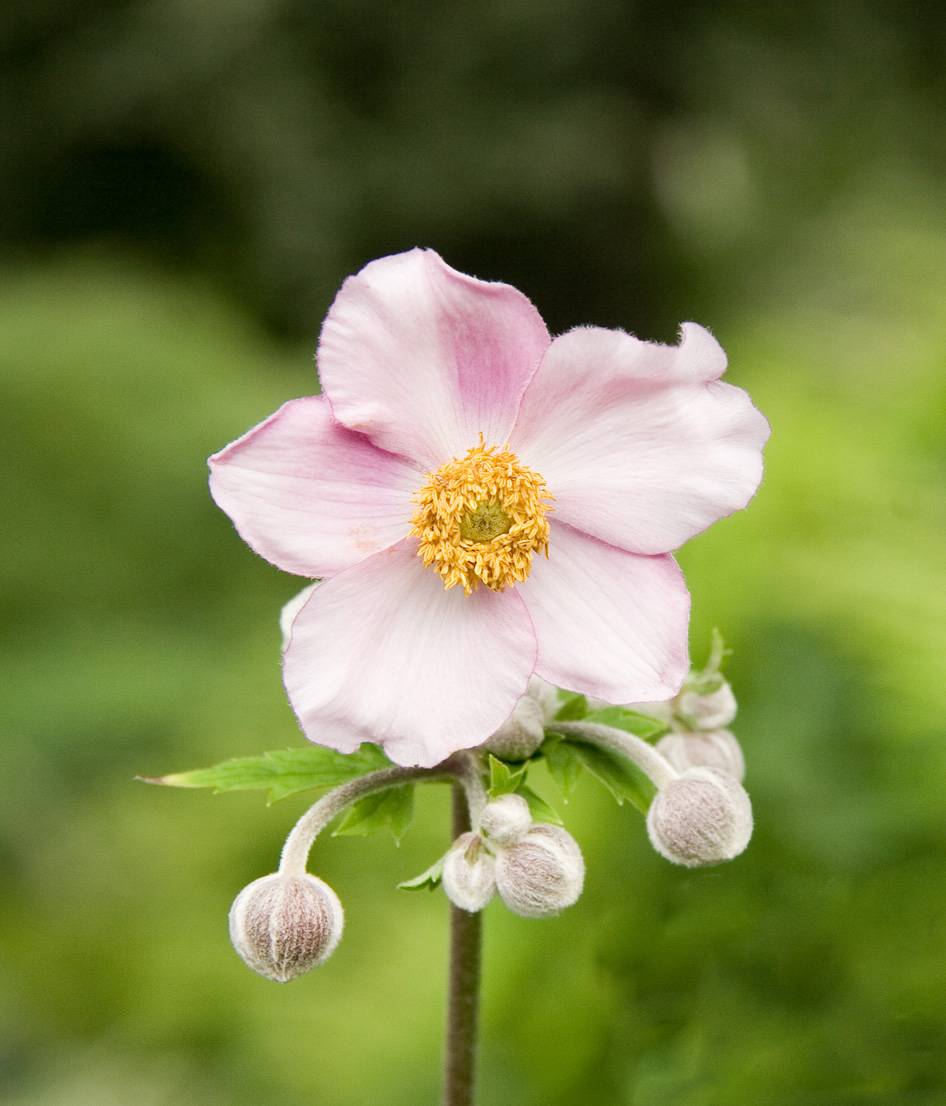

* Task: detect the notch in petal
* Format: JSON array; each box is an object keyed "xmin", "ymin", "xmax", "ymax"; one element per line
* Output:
[{"xmin": 318, "ymin": 249, "xmax": 550, "ymax": 469}]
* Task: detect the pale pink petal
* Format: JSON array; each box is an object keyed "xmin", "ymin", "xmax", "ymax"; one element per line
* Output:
[
  {"xmin": 209, "ymin": 397, "xmax": 419, "ymax": 577},
  {"xmin": 283, "ymin": 540, "xmax": 538, "ymax": 767},
  {"xmin": 510, "ymin": 324, "xmax": 770, "ymax": 555},
  {"xmin": 317, "ymin": 249, "xmax": 550, "ymax": 469},
  {"xmin": 521, "ymin": 521, "xmax": 690, "ymax": 703}
]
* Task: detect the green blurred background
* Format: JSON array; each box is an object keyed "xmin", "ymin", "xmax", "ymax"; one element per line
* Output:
[{"xmin": 2, "ymin": 3, "xmax": 945, "ymax": 1104}]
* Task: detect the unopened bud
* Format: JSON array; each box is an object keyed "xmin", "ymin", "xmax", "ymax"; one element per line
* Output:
[
  {"xmin": 676, "ymin": 680, "xmax": 737, "ymax": 730},
  {"xmin": 647, "ymin": 767, "xmax": 752, "ymax": 868},
  {"xmin": 526, "ymin": 676, "xmax": 560, "ymax": 722},
  {"xmin": 478, "ymin": 793, "xmax": 531, "ymax": 846},
  {"xmin": 495, "ymin": 824, "xmax": 585, "ymax": 918},
  {"xmin": 229, "ymin": 872, "xmax": 344, "ymax": 982},
  {"xmin": 484, "ymin": 695, "xmax": 544, "ymax": 761},
  {"xmin": 656, "ymin": 729, "xmax": 745, "ymax": 781},
  {"xmin": 442, "ymin": 833, "xmax": 496, "ymax": 913}
]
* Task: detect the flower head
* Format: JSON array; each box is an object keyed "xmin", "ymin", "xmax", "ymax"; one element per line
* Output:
[
  {"xmin": 210, "ymin": 249, "xmax": 769, "ymax": 767},
  {"xmin": 229, "ymin": 872, "xmax": 344, "ymax": 982}
]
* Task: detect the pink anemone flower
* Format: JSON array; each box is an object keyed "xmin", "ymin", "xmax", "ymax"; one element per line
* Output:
[{"xmin": 209, "ymin": 249, "xmax": 769, "ymax": 768}]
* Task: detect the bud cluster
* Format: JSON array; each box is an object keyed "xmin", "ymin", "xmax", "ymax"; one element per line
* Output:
[
  {"xmin": 441, "ymin": 793, "xmax": 585, "ymax": 918},
  {"xmin": 645, "ymin": 662, "xmax": 746, "ymax": 784}
]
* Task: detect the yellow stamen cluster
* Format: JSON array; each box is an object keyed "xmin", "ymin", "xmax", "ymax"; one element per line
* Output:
[{"xmin": 410, "ymin": 439, "xmax": 552, "ymax": 594}]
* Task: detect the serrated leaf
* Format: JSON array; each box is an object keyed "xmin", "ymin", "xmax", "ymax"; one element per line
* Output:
[
  {"xmin": 333, "ymin": 785, "xmax": 415, "ymax": 843},
  {"xmin": 583, "ymin": 706, "xmax": 670, "ymax": 742},
  {"xmin": 542, "ymin": 734, "xmax": 584, "ymax": 801},
  {"xmin": 568, "ymin": 741, "xmax": 656, "ymax": 814},
  {"xmin": 554, "ymin": 692, "xmax": 589, "ymax": 721},
  {"xmin": 488, "ymin": 754, "xmax": 527, "ymax": 797},
  {"xmin": 519, "ymin": 785, "xmax": 564, "ymax": 826},
  {"xmin": 398, "ymin": 854, "xmax": 445, "ymax": 892},
  {"xmin": 139, "ymin": 743, "xmax": 392, "ymax": 803}
]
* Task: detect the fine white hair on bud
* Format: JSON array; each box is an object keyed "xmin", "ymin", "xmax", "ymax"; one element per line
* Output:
[
  {"xmin": 656, "ymin": 729, "xmax": 746, "ymax": 781},
  {"xmin": 647, "ymin": 767, "xmax": 753, "ymax": 868},
  {"xmin": 229, "ymin": 872, "xmax": 344, "ymax": 982},
  {"xmin": 495, "ymin": 824, "xmax": 585, "ymax": 918},
  {"xmin": 483, "ymin": 694, "xmax": 545, "ymax": 761},
  {"xmin": 441, "ymin": 833, "xmax": 497, "ymax": 913},
  {"xmin": 478, "ymin": 793, "xmax": 532, "ymax": 846},
  {"xmin": 676, "ymin": 680, "xmax": 737, "ymax": 730},
  {"xmin": 526, "ymin": 676, "xmax": 560, "ymax": 722}
]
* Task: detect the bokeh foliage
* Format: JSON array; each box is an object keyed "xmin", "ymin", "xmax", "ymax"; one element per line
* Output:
[{"xmin": 1, "ymin": 2, "xmax": 945, "ymax": 1103}]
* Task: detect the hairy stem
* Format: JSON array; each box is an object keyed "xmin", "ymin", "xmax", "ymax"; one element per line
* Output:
[
  {"xmin": 552, "ymin": 720, "xmax": 679, "ymax": 790},
  {"xmin": 443, "ymin": 782, "xmax": 483, "ymax": 1106},
  {"xmin": 279, "ymin": 753, "xmax": 485, "ymax": 877}
]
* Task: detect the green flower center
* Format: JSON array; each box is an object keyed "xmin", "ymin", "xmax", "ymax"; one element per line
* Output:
[{"xmin": 458, "ymin": 498, "xmax": 513, "ymax": 543}]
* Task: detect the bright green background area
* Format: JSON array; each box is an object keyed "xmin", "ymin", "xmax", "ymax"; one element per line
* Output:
[{"xmin": 2, "ymin": 4, "xmax": 945, "ymax": 1104}]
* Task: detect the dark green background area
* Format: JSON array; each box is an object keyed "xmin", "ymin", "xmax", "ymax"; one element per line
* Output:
[{"xmin": 1, "ymin": 3, "xmax": 944, "ymax": 1104}]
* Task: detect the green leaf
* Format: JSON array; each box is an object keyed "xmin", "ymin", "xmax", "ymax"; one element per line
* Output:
[
  {"xmin": 139, "ymin": 743, "xmax": 392, "ymax": 804},
  {"xmin": 333, "ymin": 785, "xmax": 415, "ymax": 844},
  {"xmin": 553, "ymin": 692, "xmax": 589, "ymax": 721},
  {"xmin": 568, "ymin": 741, "xmax": 656, "ymax": 814},
  {"xmin": 583, "ymin": 706, "xmax": 670, "ymax": 742},
  {"xmin": 488, "ymin": 754, "xmax": 527, "ymax": 797},
  {"xmin": 397, "ymin": 854, "xmax": 445, "ymax": 892},
  {"xmin": 519, "ymin": 785, "xmax": 564, "ymax": 826},
  {"xmin": 542, "ymin": 734, "xmax": 584, "ymax": 801}
]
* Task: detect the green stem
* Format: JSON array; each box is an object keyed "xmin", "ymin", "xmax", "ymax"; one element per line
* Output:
[
  {"xmin": 552, "ymin": 720, "xmax": 679, "ymax": 789},
  {"xmin": 443, "ymin": 782, "xmax": 483, "ymax": 1106}
]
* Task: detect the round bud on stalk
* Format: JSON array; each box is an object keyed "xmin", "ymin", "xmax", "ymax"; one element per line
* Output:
[
  {"xmin": 495, "ymin": 824, "xmax": 585, "ymax": 918},
  {"xmin": 478, "ymin": 793, "xmax": 532, "ymax": 846},
  {"xmin": 656, "ymin": 729, "xmax": 746, "ymax": 781},
  {"xmin": 229, "ymin": 872, "xmax": 344, "ymax": 982},
  {"xmin": 647, "ymin": 767, "xmax": 752, "ymax": 868},
  {"xmin": 442, "ymin": 833, "xmax": 497, "ymax": 913},
  {"xmin": 676, "ymin": 680, "xmax": 737, "ymax": 730},
  {"xmin": 484, "ymin": 694, "xmax": 545, "ymax": 761}
]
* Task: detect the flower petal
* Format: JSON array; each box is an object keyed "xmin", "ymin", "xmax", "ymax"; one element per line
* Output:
[
  {"xmin": 521, "ymin": 521, "xmax": 690, "ymax": 703},
  {"xmin": 318, "ymin": 249, "xmax": 550, "ymax": 469},
  {"xmin": 209, "ymin": 397, "xmax": 419, "ymax": 577},
  {"xmin": 283, "ymin": 540, "xmax": 538, "ymax": 767},
  {"xmin": 510, "ymin": 324, "xmax": 770, "ymax": 554}
]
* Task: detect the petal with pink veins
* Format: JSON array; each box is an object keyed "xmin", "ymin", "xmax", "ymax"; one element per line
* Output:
[
  {"xmin": 521, "ymin": 521, "xmax": 690, "ymax": 704},
  {"xmin": 283, "ymin": 540, "xmax": 538, "ymax": 767},
  {"xmin": 209, "ymin": 396, "xmax": 419, "ymax": 577},
  {"xmin": 318, "ymin": 249, "xmax": 550, "ymax": 469},
  {"xmin": 510, "ymin": 324, "xmax": 770, "ymax": 555}
]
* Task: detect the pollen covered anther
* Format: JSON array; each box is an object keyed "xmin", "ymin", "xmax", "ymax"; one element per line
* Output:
[{"xmin": 410, "ymin": 438, "xmax": 552, "ymax": 593}]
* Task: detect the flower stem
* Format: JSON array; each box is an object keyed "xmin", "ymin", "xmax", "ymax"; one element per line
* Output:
[
  {"xmin": 278, "ymin": 753, "xmax": 486, "ymax": 878},
  {"xmin": 443, "ymin": 782, "xmax": 482, "ymax": 1106},
  {"xmin": 552, "ymin": 720, "xmax": 679, "ymax": 790}
]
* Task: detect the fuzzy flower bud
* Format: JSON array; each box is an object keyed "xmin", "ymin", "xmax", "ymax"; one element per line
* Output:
[
  {"xmin": 229, "ymin": 872, "xmax": 344, "ymax": 982},
  {"xmin": 656, "ymin": 729, "xmax": 746, "ymax": 781},
  {"xmin": 478, "ymin": 793, "xmax": 532, "ymax": 846},
  {"xmin": 676, "ymin": 680, "xmax": 737, "ymax": 730},
  {"xmin": 647, "ymin": 767, "xmax": 752, "ymax": 868},
  {"xmin": 484, "ymin": 694, "xmax": 545, "ymax": 761},
  {"xmin": 526, "ymin": 676, "xmax": 560, "ymax": 722},
  {"xmin": 442, "ymin": 833, "xmax": 497, "ymax": 913},
  {"xmin": 495, "ymin": 824, "xmax": 585, "ymax": 918}
]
